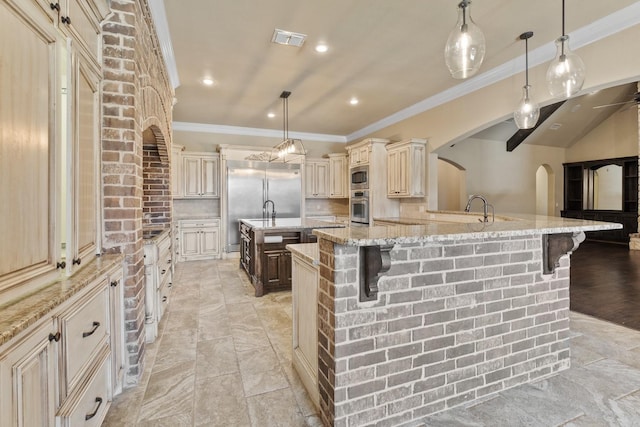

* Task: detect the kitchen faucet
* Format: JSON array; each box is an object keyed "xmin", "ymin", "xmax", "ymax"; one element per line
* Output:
[
  {"xmin": 263, "ymin": 199, "xmax": 276, "ymax": 220},
  {"xmin": 464, "ymin": 195, "xmax": 492, "ymax": 223}
]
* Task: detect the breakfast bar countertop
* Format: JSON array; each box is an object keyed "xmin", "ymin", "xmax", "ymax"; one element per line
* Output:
[
  {"xmin": 313, "ymin": 212, "xmax": 622, "ymax": 246},
  {"xmin": 239, "ymin": 217, "xmax": 345, "ymax": 231}
]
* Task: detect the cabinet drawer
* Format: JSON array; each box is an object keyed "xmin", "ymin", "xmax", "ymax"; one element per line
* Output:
[
  {"xmin": 57, "ymin": 348, "xmax": 111, "ymax": 427},
  {"xmin": 60, "ymin": 282, "xmax": 109, "ymax": 394}
]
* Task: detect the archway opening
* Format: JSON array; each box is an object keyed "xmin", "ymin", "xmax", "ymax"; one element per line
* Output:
[
  {"xmin": 437, "ymin": 158, "xmax": 467, "ymax": 211},
  {"xmin": 142, "ymin": 126, "xmax": 172, "ymax": 230},
  {"xmin": 536, "ymin": 164, "xmax": 555, "ymax": 216}
]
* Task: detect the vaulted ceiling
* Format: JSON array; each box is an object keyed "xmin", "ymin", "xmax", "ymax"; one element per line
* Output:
[{"xmin": 151, "ymin": 0, "xmax": 640, "ymax": 144}]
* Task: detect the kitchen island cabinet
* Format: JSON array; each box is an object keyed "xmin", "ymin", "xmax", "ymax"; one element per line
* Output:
[
  {"xmin": 299, "ymin": 213, "xmax": 621, "ymax": 426},
  {"xmin": 238, "ymin": 218, "xmax": 343, "ymax": 296}
]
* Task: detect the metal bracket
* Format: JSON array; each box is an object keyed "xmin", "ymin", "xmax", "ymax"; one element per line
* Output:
[
  {"xmin": 359, "ymin": 245, "xmax": 393, "ymax": 302},
  {"xmin": 542, "ymin": 231, "xmax": 585, "ymax": 274}
]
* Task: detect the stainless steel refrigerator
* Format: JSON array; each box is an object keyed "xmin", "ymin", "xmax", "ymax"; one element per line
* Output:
[{"xmin": 226, "ymin": 160, "xmax": 302, "ymax": 252}]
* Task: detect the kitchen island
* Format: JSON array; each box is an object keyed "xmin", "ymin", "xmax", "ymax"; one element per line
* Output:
[
  {"xmin": 238, "ymin": 218, "xmax": 344, "ymax": 296},
  {"xmin": 289, "ymin": 213, "xmax": 620, "ymax": 426}
]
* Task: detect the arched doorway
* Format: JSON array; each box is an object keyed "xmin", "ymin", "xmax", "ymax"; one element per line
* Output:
[
  {"xmin": 437, "ymin": 158, "xmax": 466, "ymax": 211},
  {"xmin": 536, "ymin": 164, "xmax": 555, "ymax": 216}
]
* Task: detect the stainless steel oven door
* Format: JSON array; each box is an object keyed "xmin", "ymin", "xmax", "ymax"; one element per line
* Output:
[{"xmin": 350, "ymin": 190, "xmax": 369, "ymax": 224}]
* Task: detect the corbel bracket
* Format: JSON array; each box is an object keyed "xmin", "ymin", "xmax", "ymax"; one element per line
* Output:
[
  {"xmin": 542, "ymin": 231, "xmax": 585, "ymax": 274},
  {"xmin": 359, "ymin": 245, "xmax": 393, "ymax": 302}
]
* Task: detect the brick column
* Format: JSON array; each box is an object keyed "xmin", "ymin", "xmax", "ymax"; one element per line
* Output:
[{"xmin": 102, "ymin": 0, "xmax": 146, "ymax": 385}]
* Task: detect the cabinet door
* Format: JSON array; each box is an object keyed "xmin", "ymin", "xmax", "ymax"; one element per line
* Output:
[
  {"xmin": 387, "ymin": 150, "xmax": 399, "ymax": 196},
  {"xmin": 180, "ymin": 228, "xmax": 201, "ymax": 257},
  {"xmin": 358, "ymin": 146, "xmax": 369, "ymax": 165},
  {"xmin": 108, "ymin": 267, "xmax": 125, "ymax": 396},
  {"xmin": 200, "ymin": 227, "xmax": 219, "ymax": 256},
  {"xmin": 304, "ymin": 163, "xmax": 316, "ymax": 197},
  {"xmin": 201, "ymin": 156, "xmax": 219, "ymax": 197},
  {"xmin": 329, "ymin": 155, "xmax": 348, "ymax": 198},
  {"xmin": 263, "ymin": 250, "xmax": 291, "ymax": 287},
  {"xmin": 315, "ymin": 162, "xmax": 330, "ymax": 197},
  {"xmin": 0, "ymin": 319, "xmax": 57, "ymax": 427},
  {"xmin": 171, "ymin": 147, "xmax": 183, "ymax": 197},
  {"xmin": 396, "ymin": 148, "xmax": 409, "ymax": 196},
  {"xmin": 182, "ymin": 156, "xmax": 201, "ymax": 197},
  {"xmin": 0, "ymin": 1, "xmax": 61, "ymax": 292},
  {"xmin": 69, "ymin": 50, "xmax": 100, "ymax": 267}
]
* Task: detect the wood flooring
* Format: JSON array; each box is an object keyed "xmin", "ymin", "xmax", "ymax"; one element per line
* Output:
[{"xmin": 570, "ymin": 240, "xmax": 640, "ymax": 331}]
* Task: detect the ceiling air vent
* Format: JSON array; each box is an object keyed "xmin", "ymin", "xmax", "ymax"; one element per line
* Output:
[{"xmin": 271, "ymin": 29, "xmax": 307, "ymax": 47}]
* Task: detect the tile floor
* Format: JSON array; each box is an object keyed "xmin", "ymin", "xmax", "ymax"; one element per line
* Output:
[{"xmin": 103, "ymin": 259, "xmax": 640, "ymax": 426}]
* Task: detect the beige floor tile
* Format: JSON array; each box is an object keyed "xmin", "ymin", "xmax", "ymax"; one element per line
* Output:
[
  {"xmin": 137, "ymin": 361, "xmax": 195, "ymax": 424},
  {"xmin": 194, "ymin": 373, "xmax": 251, "ymax": 427},
  {"xmin": 195, "ymin": 336, "xmax": 239, "ymax": 379},
  {"xmin": 246, "ymin": 387, "xmax": 306, "ymax": 426}
]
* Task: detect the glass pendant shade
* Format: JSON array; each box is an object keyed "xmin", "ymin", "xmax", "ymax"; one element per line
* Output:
[
  {"xmin": 444, "ymin": 1, "xmax": 485, "ymax": 79},
  {"xmin": 514, "ymin": 85, "xmax": 540, "ymax": 129},
  {"xmin": 546, "ymin": 35, "xmax": 585, "ymax": 98}
]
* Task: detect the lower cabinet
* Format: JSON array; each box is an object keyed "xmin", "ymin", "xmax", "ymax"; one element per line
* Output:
[
  {"xmin": 177, "ymin": 219, "xmax": 220, "ymax": 261},
  {"xmin": 0, "ymin": 258, "xmax": 124, "ymax": 427},
  {"xmin": 263, "ymin": 248, "xmax": 293, "ymax": 289},
  {"xmin": 0, "ymin": 317, "xmax": 57, "ymax": 427}
]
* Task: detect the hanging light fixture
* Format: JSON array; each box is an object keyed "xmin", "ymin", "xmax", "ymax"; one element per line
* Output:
[
  {"xmin": 514, "ymin": 31, "xmax": 540, "ymax": 130},
  {"xmin": 270, "ymin": 91, "xmax": 306, "ymax": 162},
  {"xmin": 444, "ymin": 0, "xmax": 486, "ymax": 79},
  {"xmin": 546, "ymin": 0, "xmax": 585, "ymax": 98}
]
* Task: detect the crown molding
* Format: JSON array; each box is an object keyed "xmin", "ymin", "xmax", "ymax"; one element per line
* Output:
[
  {"xmin": 148, "ymin": 0, "xmax": 180, "ymax": 89},
  {"xmin": 172, "ymin": 122, "xmax": 347, "ymax": 143}
]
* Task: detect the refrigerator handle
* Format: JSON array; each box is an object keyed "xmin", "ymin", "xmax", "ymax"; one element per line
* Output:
[{"xmin": 263, "ymin": 178, "xmax": 267, "ymax": 217}]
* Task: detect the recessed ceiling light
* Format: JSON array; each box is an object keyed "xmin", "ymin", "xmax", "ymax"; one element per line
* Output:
[
  {"xmin": 267, "ymin": 112, "xmax": 276, "ymax": 118},
  {"xmin": 202, "ymin": 78, "xmax": 214, "ymax": 86},
  {"xmin": 315, "ymin": 43, "xmax": 328, "ymax": 53},
  {"xmin": 549, "ymin": 123, "xmax": 563, "ymax": 130},
  {"xmin": 349, "ymin": 97, "xmax": 359, "ymax": 105}
]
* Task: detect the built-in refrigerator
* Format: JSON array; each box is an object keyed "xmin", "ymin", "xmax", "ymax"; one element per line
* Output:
[{"xmin": 225, "ymin": 160, "xmax": 302, "ymax": 252}]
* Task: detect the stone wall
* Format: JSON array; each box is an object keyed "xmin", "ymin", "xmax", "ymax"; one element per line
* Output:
[
  {"xmin": 101, "ymin": 0, "xmax": 174, "ymax": 385},
  {"xmin": 317, "ymin": 234, "xmax": 572, "ymax": 426}
]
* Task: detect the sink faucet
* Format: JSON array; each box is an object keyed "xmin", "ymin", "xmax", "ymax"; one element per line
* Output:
[
  {"xmin": 263, "ymin": 199, "xmax": 276, "ymax": 220},
  {"xmin": 465, "ymin": 194, "xmax": 490, "ymax": 223}
]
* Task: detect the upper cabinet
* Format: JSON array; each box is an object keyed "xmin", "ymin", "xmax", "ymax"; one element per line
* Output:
[
  {"xmin": 0, "ymin": 0, "xmax": 107, "ymax": 296},
  {"xmin": 328, "ymin": 153, "xmax": 348, "ymax": 198},
  {"xmin": 349, "ymin": 145, "xmax": 370, "ymax": 166},
  {"xmin": 181, "ymin": 153, "xmax": 220, "ymax": 198},
  {"xmin": 386, "ymin": 138, "xmax": 427, "ymax": 198},
  {"xmin": 171, "ymin": 144, "xmax": 184, "ymax": 197},
  {"xmin": 305, "ymin": 159, "xmax": 330, "ymax": 198}
]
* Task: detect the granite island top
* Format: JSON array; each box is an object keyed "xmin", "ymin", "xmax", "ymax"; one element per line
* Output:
[
  {"xmin": 313, "ymin": 213, "xmax": 622, "ymax": 246},
  {"xmin": 240, "ymin": 217, "xmax": 345, "ymax": 231}
]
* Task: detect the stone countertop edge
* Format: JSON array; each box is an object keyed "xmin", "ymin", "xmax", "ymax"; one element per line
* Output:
[
  {"xmin": 286, "ymin": 243, "xmax": 319, "ymax": 266},
  {"xmin": 174, "ymin": 215, "xmax": 221, "ymax": 220},
  {"xmin": 0, "ymin": 254, "xmax": 124, "ymax": 347},
  {"xmin": 239, "ymin": 218, "xmax": 346, "ymax": 231},
  {"xmin": 313, "ymin": 215, "xmax": 623, "ymax": 246}
]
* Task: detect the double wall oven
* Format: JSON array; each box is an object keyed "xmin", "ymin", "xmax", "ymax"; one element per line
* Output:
[{"xmin": 350, "ymin": 166, "xmax": 370, "ymax": 225}]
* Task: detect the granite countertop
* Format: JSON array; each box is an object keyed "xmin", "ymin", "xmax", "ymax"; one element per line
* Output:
[
  {"xmin": 313, "ymin": 213, "xmax": 622, "ymax": 246},
  {"xmin": 240, "ymin": 217, "xmax": 345, "ymax": 231},
  {"xmin": 0, "ymin": 254, "xmax": 124, "ymax": 347},
  {"xmin": 286, "ymin": 243, "xmax": 319, "ymax": 266}
]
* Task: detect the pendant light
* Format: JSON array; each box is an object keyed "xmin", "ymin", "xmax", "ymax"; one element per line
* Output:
[
  {"xmin": 514, "ymin": 31, "xmax": 540, "ymax": 130},
  {"xmin": 444, "ymin": 0, "xmax": 486, "ymax": 79},
  {"xmin": 270, "ymin": 91, "xmax": 306, "ymax": 162},
  {"xmin": 546, "ymin": 0, "xmax": 585, "ymax": 98}
]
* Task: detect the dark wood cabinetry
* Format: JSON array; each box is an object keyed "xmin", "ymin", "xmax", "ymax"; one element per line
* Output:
[{"xmin": 562, "ymin": 157, "xmax": 638, "ymax": 243}]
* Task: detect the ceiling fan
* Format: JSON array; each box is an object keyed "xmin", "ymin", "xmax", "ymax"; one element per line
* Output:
[{"xmin": 593, "ymin": 91, "xmax": 640, "ymax": 110}]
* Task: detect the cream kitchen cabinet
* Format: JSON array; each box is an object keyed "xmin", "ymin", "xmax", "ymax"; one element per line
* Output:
[
  {"xmin": 177, "ymin": 219, "xmax": 220, "ymax": 261},
  {"xmin": 171, "ymin": 144, "xmax": 184, "ymax": 197},
  {"xmin": 328, "ymin": 153, "xmax": 348, "ymax": 198},
  {"xmin": 386, "ymin": 138, "xmax": 427, "ymax": 198},
  {"xmin": 0, "ymin": 256, "xmax": 123, "ymax": 427},
  {"xmin": 0, "ymin": 317, "xmax": 58, "ymax": 427},
  {"xmin": 0, "ymin": 0, "xmax": 108, "ymax": 296},
  {"xmin": 305, "ymin": 159, "xmax": 330, "ymax": 198},
  {"xmin": 348, "ymin": 144, "xmax": 370, "ymax": 166},
  {"xmin": 182, "ymin": 153, "xmax": 220, "ymax": 198}
]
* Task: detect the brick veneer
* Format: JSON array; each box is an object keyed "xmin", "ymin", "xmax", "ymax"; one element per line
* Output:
[
  {"xmin": 317, "ymin": 234, "xmax": 572, "ymax": 426},
  {"xmin": 101, "ymin": 0, "xmax": 174, "ymax": 385}
]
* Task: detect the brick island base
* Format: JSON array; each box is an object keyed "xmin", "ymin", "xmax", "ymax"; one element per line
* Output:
[{"xmin": 316, "ymin": 233, "xmax": 573, "ymax": 427}]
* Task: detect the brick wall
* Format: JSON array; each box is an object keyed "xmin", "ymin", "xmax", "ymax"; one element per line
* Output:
[
  {"xmin": 102, "ymin": 0, "xmax": 174, "ymax": 385},
  {"xmin": 143, "ymin": 129, "xmax": 171, "ymax": 229},
  {"xmin": 317, "ymin": 234, "xmax": 571, "ymax": 426}
]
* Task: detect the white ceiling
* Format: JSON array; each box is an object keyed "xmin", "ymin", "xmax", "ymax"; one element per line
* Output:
[{"xmin": 152, "ymin": 0, "xmax": 640, "ymax": 144}]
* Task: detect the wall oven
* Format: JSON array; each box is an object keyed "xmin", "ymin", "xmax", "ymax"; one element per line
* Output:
[
  {"xmin": 350, "ymin": 190, "xmax": 369, "ymax": 225},
  {"xmin": 350, "ymin": 165, "xmax": 369, "ymax": 190}
]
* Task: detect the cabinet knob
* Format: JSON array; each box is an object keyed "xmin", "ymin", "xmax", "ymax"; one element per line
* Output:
[
  {"xmin": 162, "ymin": 296, "xmax": 168, "ymax": 302},
  {"xmin": 48, "ymin": 332, "xmax": 61, "ymax": 342},
  {"xmin": 61, "ymin": 15, "xmax": 71, "ymax": 24},
  {"xmin": 72, "ymin": 257, "xmax": 81, "ymax": 266},
  {"xmin": 56, "ymin": 261, "xmax": 66, "ymax": 269},
  {"xmin": 110, "ymin": 280, "xmax": 118, "ymax": 287}
]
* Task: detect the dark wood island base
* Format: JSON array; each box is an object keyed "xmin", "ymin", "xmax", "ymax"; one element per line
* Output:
[{"xmin": 239, "ymin": 218, "xmax": 344, "ymax": 296}]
